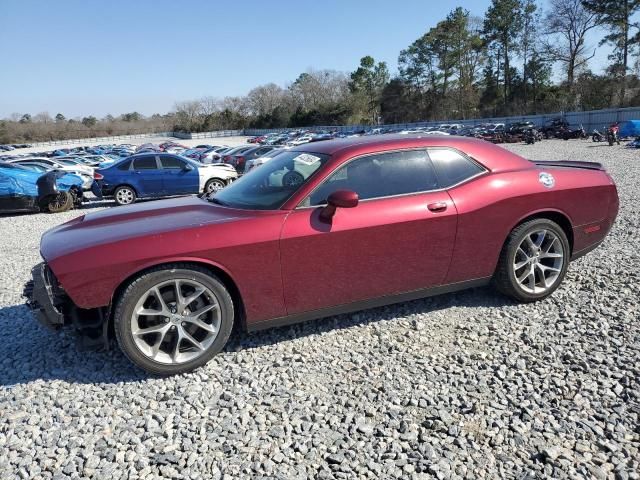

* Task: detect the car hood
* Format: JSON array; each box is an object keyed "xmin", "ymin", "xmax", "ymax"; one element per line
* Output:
[{"xmin": 40, "ymin": 195, "xmax": 259, "ymax": 261}]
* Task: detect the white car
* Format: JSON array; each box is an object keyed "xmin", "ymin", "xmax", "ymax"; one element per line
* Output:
[
  {"xmin": 165, "ymin": 146, "xmax": 186, "ymax": 155},
  {"xmin": 9, "ymin": 159, "xmax": 95, "ymax": 190},
  {"xmin": 421, "ymin": 130, "xmax": 451, "ymax": 136},
  {"xmin": 198, "ymin": 162, "xmax": 238, "ymax": 193},
  {"xmin": 200, "ymin": 146, "xmax": 229, "ymax": 163},
  {"xmin": 286, "ymin": 135, "xmax": 313, "ymax": 147},
  {"xmin": 10, "ymin": 157, "xmax": 94, "ymax": 176},
  {"xmin": 244, "ymin": 148, "xmax": 287, "ymax": 173}
]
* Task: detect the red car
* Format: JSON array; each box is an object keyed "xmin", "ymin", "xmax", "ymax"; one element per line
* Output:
[{"xmin": 25, "ymin": 136, "xmax": 618, "ymax": 375}]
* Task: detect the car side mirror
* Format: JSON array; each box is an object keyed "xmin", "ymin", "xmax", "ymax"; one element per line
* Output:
[
  {"xmin": 320, "ymin": 190, "xmax": 359, "ymax": 222},
  {"xmin": 183, "ymin": 164, "xmax": 194, "ymax": 171}
]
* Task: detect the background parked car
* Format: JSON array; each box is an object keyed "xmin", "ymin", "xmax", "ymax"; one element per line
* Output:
[
  {"xmin": 221, "ymin": 145, "xmax": 260, "ymax": 172},
  {"xmin": 540, "ymin": 118, "xmax": 570, "ymax": 138},
  {"xmin": 9, "ymin": 158, "xmax": 94, "ymax": 190},
  {"xmin": 9, "ymin": 160, "xmax": 95, "ymax": 191},
  {"xmin": 507, "ymin": 121, "xmax": 536, "ymax": 135},
  {"xmin": 95, "ymin": 153, "xmax": 237, "ymax": 205},
  {"xmin": 244, "ymin": 148, "xmax": 286, "ymax": 173},
  {"xmin": 0, "ymin": 161, "xmax": 84, "ymax": 213}
]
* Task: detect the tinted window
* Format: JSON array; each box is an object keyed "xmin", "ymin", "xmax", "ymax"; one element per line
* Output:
[
  {"xmin": 133, "ymin": 156, "xmax": 158, "ymax": 170},
  {"xmin": 308, "ymin": 150, "xmax": 438, "ymax": 206},
  {"xmin": 211, "ymin": 151, "xmax": 329, "ymax": 210},
  {"xmin": 428, "ymin": 148, "xmax": 484, "ymax": 187},
  {"xmin": 117, "ymin": 160, "xmax": 132, "ymax": 171},
  {"xmin": 160, "ymin": 156, "xmax": 186, "ymax": 169}
]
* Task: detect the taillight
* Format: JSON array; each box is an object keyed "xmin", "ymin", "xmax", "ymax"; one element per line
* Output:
[
  {"xmin": 236, "ymin": 156, "xmax": 245, "ymax": 166},
  {"xmin": 93, "ymin": 172, "xmax": 104, "ymax": 180}
]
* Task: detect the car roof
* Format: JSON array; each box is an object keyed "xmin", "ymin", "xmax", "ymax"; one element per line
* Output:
[{"xmin": 290, "ymin": 134, "xmax": 530, "ymax": 172}]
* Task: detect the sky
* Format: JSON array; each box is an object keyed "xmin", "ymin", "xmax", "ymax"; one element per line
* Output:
[{"xmin": 0, "ymin": 0, "xmax": 616, "ymax": 118}]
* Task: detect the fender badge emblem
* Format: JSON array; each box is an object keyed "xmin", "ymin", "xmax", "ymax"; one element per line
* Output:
[{"xmin": 539, "ymin": 172, "xmax": 555, "ymax": 188}]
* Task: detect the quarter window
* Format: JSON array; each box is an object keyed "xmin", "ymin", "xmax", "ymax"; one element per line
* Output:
[
  {"xmin": 117, "ymin": 160, "xmax": 132, "ymax": 170},
  {"xmin": 427, "ymin": 148, "xmax": 484, "ymax": 187},
  {"xmin": 133, "ymin": 156, "xmax": 158, "ymax": 170},
  {"xmin": 308, "ymin": 149, "xmax": 438, "ymax": 206}
]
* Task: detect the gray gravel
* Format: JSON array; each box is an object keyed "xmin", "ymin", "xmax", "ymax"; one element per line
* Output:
[{"xmin": 1, "ymin": 139, "xmax": 639, "ymax": 479}]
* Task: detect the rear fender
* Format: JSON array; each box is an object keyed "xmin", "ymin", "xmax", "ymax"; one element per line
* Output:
[{"xmin": 36, "ymin": 172, "xmax": 59, "ymax": 198}]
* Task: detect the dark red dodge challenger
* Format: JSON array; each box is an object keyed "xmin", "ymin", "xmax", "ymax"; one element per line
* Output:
[{"xmin": 25, "ymin": 136, "xmax": 618, "ymax": 374}]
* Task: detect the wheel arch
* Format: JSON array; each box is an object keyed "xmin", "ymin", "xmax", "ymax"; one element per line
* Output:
[
  {"xmin": 109, "ymin": 259, "xmax": 247, "ymax": 333},
  {"xmin": 508, "ymin": 209, "xmax": 574, "ymax": 254}
]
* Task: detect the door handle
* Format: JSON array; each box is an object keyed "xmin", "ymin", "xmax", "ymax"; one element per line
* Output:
[{"xmin": 427, "ymin": 202, "xmax": 447, "ymax": 213}]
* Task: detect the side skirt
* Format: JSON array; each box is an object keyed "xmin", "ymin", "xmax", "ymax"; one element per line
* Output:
[{"xmin": 247, "ymin": 277, "xmax": 491, "ymax": 332}]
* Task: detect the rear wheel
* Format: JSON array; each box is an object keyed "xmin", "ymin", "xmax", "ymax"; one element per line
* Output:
[
  {"xmin": 47, "ymin": 191, "xmax": 73, "ymax": 213},
  {"xmin": 114, "ymin": 186, "xmax": 136, "ymax": 205},
  {"xmin": 114, "ymin": 265, "xmax": 234, "ymax": 375},
  {"xmin": 493, "ymin": 219, "xmax": 570, "ymax": 302}
]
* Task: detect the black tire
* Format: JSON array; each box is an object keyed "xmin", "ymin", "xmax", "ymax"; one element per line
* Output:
[
  {"xmin": 47, "ymin": 191, "xmax": 73, "ymax": 213},
  {"xmin": 282, "ymin": 170, "xmax": 304, "ymax": 187},
  {"xmin": 204, "ymin": 178, "xmax": 226, "ymax": 194},
  {"xmin": 114, "ymin": 264, "xmax": 234, "ymax": 375},
  {"xmin": 492, "ymin": 219, "xmax": 570, "ymax": 303},
  {"xmin": 114, "ymin": 185, "xmax": 137, "ymax": 206}
]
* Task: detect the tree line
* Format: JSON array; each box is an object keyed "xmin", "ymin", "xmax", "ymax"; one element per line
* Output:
[{"xmin": 2, "ymin": 0, "xmax": 640, "ymax": 143}]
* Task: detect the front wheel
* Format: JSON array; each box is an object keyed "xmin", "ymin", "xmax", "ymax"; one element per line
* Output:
[
  {"xmin": 114, "ymin": 265, "xmax": 234, "ymax": 375},
  {"xmin": 204, "ymin": 178, "xmax": 226, "ymax": 194},
  {"xmin": 493, "ymin": 219, "xmax": 570, "ymax": 302}
]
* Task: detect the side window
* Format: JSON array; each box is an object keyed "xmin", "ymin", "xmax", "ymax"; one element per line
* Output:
[
  {"xmin": 133, "ymin": 156, "xmax": 158, "ymax": 170},
  {"xmin": 428, "ymin": 148, "xmax": 484, "ymax": 187},
  {"xmin": 117, "ymin": 160, "xmax": 132, "ymax": 171},
  {"xmin": 308, "ymin": 150, "xmax": 438, "ymax": 206},
  {"xmin": 160, "ymin": 156, "xmax": 185, "ymax": 169}
]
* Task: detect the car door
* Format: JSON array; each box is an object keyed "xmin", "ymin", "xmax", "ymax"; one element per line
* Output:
[
  {"xmin": 130, "ymin": 155, "xmax": 163, "ymax": 197},
  {"xmin": 279, "ymin": 149, "xmax": 458, "ymax": 316},
  {"xmin": 159, "ymin": 155, "xmax": 199, "ymax": 195}
]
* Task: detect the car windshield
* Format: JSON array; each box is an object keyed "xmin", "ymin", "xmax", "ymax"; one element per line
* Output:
[{"xmin": 208, "ymin": 150, "xmax": 330, "ymax": 210}]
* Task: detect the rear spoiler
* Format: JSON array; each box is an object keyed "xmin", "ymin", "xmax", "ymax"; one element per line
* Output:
[{"xmin": 533, "ymin": 160, "xmax": 603, "ymax": 170}]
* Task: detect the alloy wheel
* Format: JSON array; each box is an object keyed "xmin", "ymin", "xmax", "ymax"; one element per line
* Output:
[
  {"xmin": 513, "ymin": 229, "xmax": 564, "ymax": 294},
  {"xmin": 206, "ymin": 180, "xmax": 225, "ymax": 193},
  {"xmin": 130, "ymin": 279, "xmax": 221, "ymax": 364},
  {"xmin": 116, "ymin": 187, "xmax": 135, "ymax": 204}
]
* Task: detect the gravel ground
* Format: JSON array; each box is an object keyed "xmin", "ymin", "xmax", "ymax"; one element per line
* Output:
[{"xmin": 0, "ymin": 139, "xmax": 638, "ymax": 479}]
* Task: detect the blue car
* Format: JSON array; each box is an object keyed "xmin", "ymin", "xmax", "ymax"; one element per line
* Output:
[
  {"xmin": 95, "ymin": 153, "xmax": 238, "ymax": 205},
  {"xmin": 0, "ymin": 162, "xmax": 85, "ymax": 214}
]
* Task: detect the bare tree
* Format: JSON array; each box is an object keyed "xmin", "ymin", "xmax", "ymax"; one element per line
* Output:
[
  {"xmin": 289, "ymin": 69, "xmax": 350, "ymax": 111},
  {"xmin": 246, "ymin": 83, "xmax": 286, "ymax": 116},
  {"xmin": 173, "ymin": 100, "xmax": 202, "ymax": 131},
  {"xmin": 544, "ymin": 0, "xmax": 598, "ymax": 86},
  {"xmin": 33, "ymin": 112, "xmax": 52, "ymax": 124}
]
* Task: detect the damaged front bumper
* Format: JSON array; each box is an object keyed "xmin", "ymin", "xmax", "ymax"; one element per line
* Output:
[
  {"xmin": 23, "ymin": 262, "xmax": 65, "ymax": 330},
  {"xmin": 23, "ymin": 262, "xmax": 110, "ymax": 349}
]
